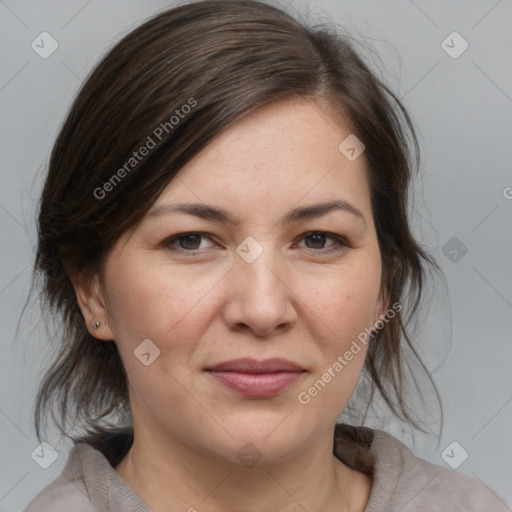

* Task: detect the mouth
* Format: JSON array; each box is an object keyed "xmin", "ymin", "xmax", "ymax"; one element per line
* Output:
[{"xmin": 205, "ymin": 358, "xmax": 306, "ymax": 397}]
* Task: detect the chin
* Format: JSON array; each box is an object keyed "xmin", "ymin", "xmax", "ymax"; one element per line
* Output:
[{"xmin": 204, "ymin": 415, "xmax": 313, "ymax": 465}]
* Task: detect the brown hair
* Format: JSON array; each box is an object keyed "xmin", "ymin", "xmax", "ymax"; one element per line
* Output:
[{"xmin": 33, "ymin": 0, "xmax": 442, "ymax": 443}]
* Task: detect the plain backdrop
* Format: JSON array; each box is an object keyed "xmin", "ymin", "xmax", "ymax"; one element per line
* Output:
[{"xmin": 1, "ymin": 0, "xmax": 511, "ymax": 510}]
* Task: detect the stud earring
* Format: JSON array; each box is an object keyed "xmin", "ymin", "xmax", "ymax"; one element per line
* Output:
[{"xmin": 92, "ymin": 321, "xmax": 100, "ymax": 330}]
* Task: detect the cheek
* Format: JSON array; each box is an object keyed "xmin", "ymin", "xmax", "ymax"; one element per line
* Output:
[
  {"xmin": 293, "ymin": 257, "xmax": 380, "ymax": 406},
  {"xmin": 102, "ymin": 259, "xmax": 218, "ymax": 411},
  {"xmin": 103, "ymin": 255, "xmax": 220, "ymax": 342},
  {"xmin": 293, "ymin": 274, "xmax": 377, "ymax": 417},
  {"xmin": 306, "ymin": 261, "xmax": 381, "ymax": 344}
]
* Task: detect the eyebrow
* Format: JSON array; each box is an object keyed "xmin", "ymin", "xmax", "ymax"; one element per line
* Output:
[{"xmin": 147, "ymin": 199, "xmax": 367, "ymax": 228}]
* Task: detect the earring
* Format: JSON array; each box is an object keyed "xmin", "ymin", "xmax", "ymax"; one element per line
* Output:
[{"xmin": 92, "ymin": 321, "xmax": 100, "ymax": 330}]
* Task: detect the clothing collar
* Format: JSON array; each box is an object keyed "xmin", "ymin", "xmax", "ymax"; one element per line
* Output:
[{"xmin": 63, "ymin": 423, "xmax": 403, "ymax": 512}]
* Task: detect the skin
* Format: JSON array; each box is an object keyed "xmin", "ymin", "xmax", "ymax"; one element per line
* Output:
[{"xmin": 73, "ymin": 96, "xmax": 387, "ymax": 512}]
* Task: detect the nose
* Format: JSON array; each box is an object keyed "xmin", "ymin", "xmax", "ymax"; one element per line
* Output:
[{"xmin": 221, "ymin": 247, "xmax": 297, "ymax": 337}]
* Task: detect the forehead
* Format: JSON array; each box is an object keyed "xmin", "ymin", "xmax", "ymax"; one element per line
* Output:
[{"xmin": 153, "ymin": 97, "xmax": 371, "ymax": 219}]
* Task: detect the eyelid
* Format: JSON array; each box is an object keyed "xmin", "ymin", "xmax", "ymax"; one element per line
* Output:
[
  {"xmin": 294, "ymin": 231, "xmax": 352, "ymax": 252},
  {"xmin": 160, "ymin": 232, "xmax": 217, "ymax": 252},
  {"xmin": 161, "ymin": 231, "xmax": 352, "ymax": 254}
]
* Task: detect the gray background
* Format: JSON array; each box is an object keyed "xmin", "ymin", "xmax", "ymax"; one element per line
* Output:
[{"xmin": 1, "ymin": 0, "xmax": 511, "ymax": 510}]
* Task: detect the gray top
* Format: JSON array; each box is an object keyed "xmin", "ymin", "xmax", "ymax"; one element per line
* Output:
[{"xmin": 24, "ymin": 424, "xmax": 511, "ymax": 512}]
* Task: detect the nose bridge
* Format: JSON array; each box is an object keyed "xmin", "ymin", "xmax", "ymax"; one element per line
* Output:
[
  {"xmin": 238, "ymin": 242, "xmax": 280, "ymax": 292},
  {"xmin": 223, "ymin": 237, "xmax": 295, "ymax": 336},
  {"xmin": 236, "ymin": 239, "xmax": 284, "ymax": 304}
]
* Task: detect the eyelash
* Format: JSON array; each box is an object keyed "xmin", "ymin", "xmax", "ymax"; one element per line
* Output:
[{"xmin": 161, "ymin": 231, "xmax": 352, "ymax": 255}]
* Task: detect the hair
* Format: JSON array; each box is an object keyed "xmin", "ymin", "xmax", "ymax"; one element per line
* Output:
[{"xmin": 32, "ymin": 0, "xmax": 443, "ymax": 444}]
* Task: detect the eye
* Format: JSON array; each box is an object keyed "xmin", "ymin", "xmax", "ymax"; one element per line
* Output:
[
  {"xmin": 162, "ymin": 232, "xmax": 216, "ymax": 253},
  {"xmin": 161, "ymin": 231, "xmax": 351, "ymax": 256},
  {"xmin": 296, "ymin": 231, "xmax": 351, "ymax": 253}
]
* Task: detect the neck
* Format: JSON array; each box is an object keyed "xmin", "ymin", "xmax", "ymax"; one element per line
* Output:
[{"xmin": 114, "ymin": 424, "xmax": 371, "ymax": 512}]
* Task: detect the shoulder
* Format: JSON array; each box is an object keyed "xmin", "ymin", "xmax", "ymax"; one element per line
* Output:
[
  {"xmin": 23, "ymin": 478, "xmax": 98, "ymax": 512},
  {"xmin": 23, "ymin": 438, "xmax": 150, "ymax": 512},
  {"xmin": 23, "ymin": 444, "xmax": 100, "ymax": 512},
  {"xmin": 368, "ymin": 428, "xmax": 512, "ymax": 512}
]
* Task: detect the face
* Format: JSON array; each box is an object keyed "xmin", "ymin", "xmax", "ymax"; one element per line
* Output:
[{"xmin": 84, "ymin": 96, "xmax": 385, "ymax": 465}]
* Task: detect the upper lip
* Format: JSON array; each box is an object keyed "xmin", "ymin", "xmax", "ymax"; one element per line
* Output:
[{"xmin": 206, "ymin": 358, "xmax": 304, "ymax": 373}]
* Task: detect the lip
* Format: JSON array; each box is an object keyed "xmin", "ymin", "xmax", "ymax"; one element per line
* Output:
[
  {"xmin": 205, "ymin": 358, "xmax": 306, "ymax": 397},
  {"xmin": 207, "ymin": 358, "xmax": 304, "ymax": 373}
]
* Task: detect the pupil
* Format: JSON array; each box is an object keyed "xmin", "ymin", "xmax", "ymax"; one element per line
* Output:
[
  {"xmin": 182, "ymin": 234, "xmax": 200, "ymax": 249},
  {"xmin": 308, "ymin": 233, "xmax": 325, "ymax": 248}
]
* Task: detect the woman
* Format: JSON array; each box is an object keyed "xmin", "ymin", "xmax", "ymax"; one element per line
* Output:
[{"xmin": 24, "ymin": 1, "xmax": 510, "ymax": 511}]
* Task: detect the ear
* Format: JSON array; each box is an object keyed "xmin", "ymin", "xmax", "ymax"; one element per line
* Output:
[
  {"xmin": 69, "ymin": 269, "xmax": 115, "ymax": 341},
  {"xmin": 371, "ymin": 288, "xmax": 390, "ymax": 330}
]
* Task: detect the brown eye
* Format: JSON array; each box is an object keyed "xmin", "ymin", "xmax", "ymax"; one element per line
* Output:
[
  {"xmin": 177, "ymin": 233, "xmax": 202, "ymax": 250},
  {"xmin": 304, "ymin": 233, "xmax": 328, "ymax": 249},
  {"xmin": 297, "ymin": 232, "xmax": 351, "ymax": 253},
  {"xmin": 162, "ymin": 232, "xmax": 215, "ymax": 253}
]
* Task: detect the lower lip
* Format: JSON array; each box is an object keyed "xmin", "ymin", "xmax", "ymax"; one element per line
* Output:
[{"xmin": 207, "ymin": 371, "xmax": 304, "ymax": 397}]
